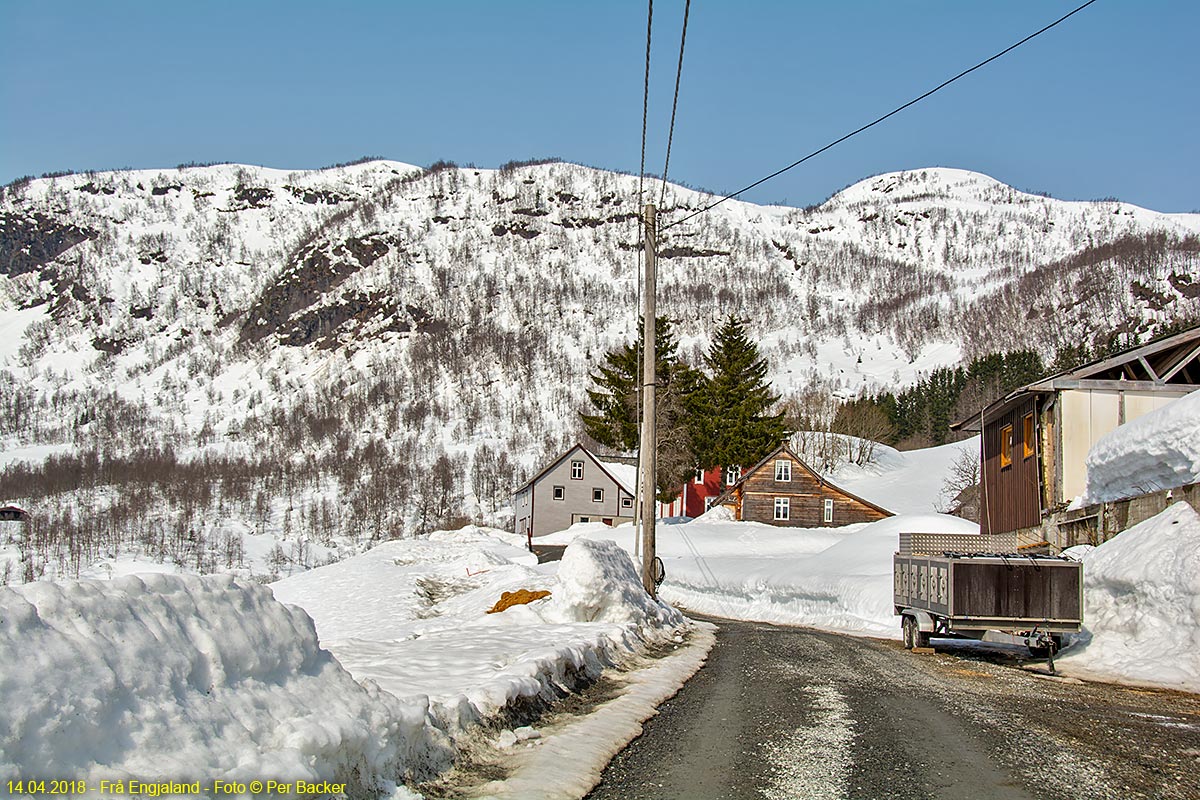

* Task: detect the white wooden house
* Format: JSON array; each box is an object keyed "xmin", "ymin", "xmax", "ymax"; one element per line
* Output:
[{"xmin": 514, "ymin": 445, "xmax": 638, "ymax": 539}]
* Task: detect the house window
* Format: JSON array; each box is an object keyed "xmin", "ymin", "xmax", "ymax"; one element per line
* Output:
[
  {"xmin": 592, "ymin": 488, "xmax": 604, "ymax": 503},
  {"xmin": 774, "ymin": 497, "xmax": 790, "ymax": 520},
  {"xmin": 695, "ymin": 468, "xmax": 704, "ymax": 484},
  {"xmin": 824, "ymin": 498, "xmax": 834, "ymax": 523},
  {"xmin": 552, "ymin": 485, "xmax": 565, "ymax": 501},
  {"xmin": 726, "ymin": 466, "xmax": 741, "ymax": 486},
  {"xmin": 1023, "ymin": 414, "xmax": 1035, "ymax": 459},
  {"xmin": 775, "ymin": 460, "xmax": 792, "ymax": 482},
  {"xmin": 579, "ymin": 516, "xmax": 590, "ymax": 523},
  {"xmin": 621, "ymin": 496, "xmax": 633, "ymax": 509},
  {"xmin": 570, "ymin": 460, "xmax": 584, "ymax": 480},
  {"xmin": 999, "ymin": 424, "xmax": 1013, "ymax": 469},
  {"xmin": 705, "ymin": 497, "xmax": 715, "ymax": 510}
]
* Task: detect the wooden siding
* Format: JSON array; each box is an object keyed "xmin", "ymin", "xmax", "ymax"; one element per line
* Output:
[
  {"xmin": 895, "ymin": 555, "xmax": 1082, "ymax": 625},
  {"xmin": 980, "ymin": 395, "xmax": 1042, "ymax": 535},
  {"xmin": 950, "ymin": 561, "xmax": 1081, "ymax": 623},
  {"xmin": 739, "ymin": 452, "xmax": 889, "ymax": 527}
]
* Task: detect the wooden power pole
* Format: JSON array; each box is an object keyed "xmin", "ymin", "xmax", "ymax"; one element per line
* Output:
[{"xmin": 640, "ymin": 203, "xmax": 658, "ymax": 597}]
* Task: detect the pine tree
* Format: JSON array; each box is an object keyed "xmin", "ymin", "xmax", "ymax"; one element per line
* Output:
[
  {"xmin": 691, "ymin": 316, "xmax": 788, "ymax": 476},
  {"xmin": 580, "ymin": 317, "xmax": 699, "ymax": 500},
  {"xmin": 580, "ymin": 343, "xmax": 640, "ymax": 451}
]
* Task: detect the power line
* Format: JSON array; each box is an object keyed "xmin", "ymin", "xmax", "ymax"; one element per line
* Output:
[
  {"xmin": 634, "ymin": 0, "xmax": 654, "ymax": 560},
  {"xmin": 638, "ymin": 0, "xmax": 654, "ymax": 205},
  {"xmin": 662, "ymin": 0, "xmax": 1100, "ymax": 231},
  {"xmin": 659, "ymin": 0, "xmax": 691, "ymax": 207}
]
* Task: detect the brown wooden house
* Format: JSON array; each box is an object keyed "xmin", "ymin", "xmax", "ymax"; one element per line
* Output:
[
  {"xmin": 715, "ymin": 444, "xmax": 892, "ymax": 527},
  {"xmin": 952, "ymin": 325, "xmax": 1200, "ymax": 541}
]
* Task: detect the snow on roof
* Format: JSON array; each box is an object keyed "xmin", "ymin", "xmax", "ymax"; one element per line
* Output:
[
  {"xmin": 595, "ymin": 457, "xmax": 637, "ymax": 495},
  {"xmin": 1083, "ymin": 389, "xmax": 1200, "ymax": 504}
]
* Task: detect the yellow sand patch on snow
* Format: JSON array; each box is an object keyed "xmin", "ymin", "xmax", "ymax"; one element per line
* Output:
[{"xmin": 487, "ymin": 589, "xmax": 552, "ymax": 614}]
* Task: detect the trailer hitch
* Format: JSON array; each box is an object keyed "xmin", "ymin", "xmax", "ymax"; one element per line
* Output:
[{"xmin": 1025, "ymin": 629, "xmax": 1059, "ymax": 674}]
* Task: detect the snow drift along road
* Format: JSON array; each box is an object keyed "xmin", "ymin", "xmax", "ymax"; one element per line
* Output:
[
  {"xmin": 0, "ymin": 534, "xmax": 700, "ymax": 796},
  {"xmin": 0, "ymin": 573, "xmax": 442, "ymax": 794},
  {"xmin": 1058, "ymin": 502, "xmax": 1200, "ymax": 693}
]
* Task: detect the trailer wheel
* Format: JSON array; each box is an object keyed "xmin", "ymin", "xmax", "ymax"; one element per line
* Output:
[
  {"xmin": 915, "ymin": 629, "xmax": 931, "ymax": 649},
  {"xmin": 902, "ymin": 616, "xmax": 915, "ymax": 650}
]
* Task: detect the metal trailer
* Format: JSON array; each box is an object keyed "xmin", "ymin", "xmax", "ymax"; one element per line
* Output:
[{"xmin": 893, "ymin": 532, "xmax": 1083, "ymax": 670}]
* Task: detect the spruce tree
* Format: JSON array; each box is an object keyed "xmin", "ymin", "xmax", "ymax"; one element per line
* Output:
[
  {"xmin": 691, "ymin": 316, "xmax": 788, "ymax": 475},
  {"xmin": 580, "ymin": 343, "xmax": 640, "ymax": 451},
  {"xmin": 580, "ymin": 317, "xmax": 699, "ymax": 500}
]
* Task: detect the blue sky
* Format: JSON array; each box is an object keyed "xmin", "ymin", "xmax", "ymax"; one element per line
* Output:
[{"xmin": 2, "ymin": 1, "xmax": 1197, "ymax": 211}]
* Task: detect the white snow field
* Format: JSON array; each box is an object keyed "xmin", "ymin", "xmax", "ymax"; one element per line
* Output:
[
  {"xmin": 546, "ymin": 440, "xmax": 1200, "ymax": 695},
  {"xmin": 542, "ymin": 441, "xmax": 982, "ymax": 637},
  {"xmin": 1083, "ymin": 389, "xmax": 1200, "ymax": 504},
  {"xmin": 1057, "ymin": 503, "xmax": 1200, "ymax": 693},
  {"xmin": 827, "ymin": 436, "xmax": 979, "ymax": 515},
  {"xmin": 271, "ymin": 529, "xmax": 702, "ymax": 795},
  {"xmin": 269, "ymin": 529, "xmax": 687, "ymax": 715},
  {"xmin": 0, "ymin": 530, "xmax": 704, "ymax": 797},
  {"xmin": 560, "ymin": 512, "xmax": 978, "ymax": 639}
]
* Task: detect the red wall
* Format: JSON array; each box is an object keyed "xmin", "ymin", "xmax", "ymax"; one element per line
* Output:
[{"xmin": 676, "ymin": 468, "xmax": 724, "ymax": 517}]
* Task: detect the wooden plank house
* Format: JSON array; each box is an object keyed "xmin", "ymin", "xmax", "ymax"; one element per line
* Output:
[
  {"xmin": 952, "ymin": 325, "xmax": 1200, "ymax": 543},
  {"xmin": 715, "ymin": 443, "xmax": 892, "ymax": 527}
]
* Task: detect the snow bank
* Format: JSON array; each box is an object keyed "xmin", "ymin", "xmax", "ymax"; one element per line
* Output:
[
  {"xmin": 483, "ymin": 623, "xmax": 716, "ymax": 800},
  {"xmin": 0, "ymin": 574, "xmax": 443, "ymax": 793},
  {"xmin": 1, "ymin": 534, "xmax": 696, "ymax": 796},
  {"xmin": 1083, "ymin": 390, "xmax": 1200, "ymax": 504},
  {"xmin": 1057, "ymin": 503, "xmax": 1200, "ymax": 692},
  {"xmin": 545, "ymin": 538, "xmax": 684, "ymax": 628},
  {"xmin": 271, "ymin": 532, "xmax": 696, "ymax": 793},
  {"xmin": 661, "ymin": 513, "xmax": 977, "ymax": 637}
]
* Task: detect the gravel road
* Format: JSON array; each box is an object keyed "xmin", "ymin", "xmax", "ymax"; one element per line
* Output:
[{"xmin": 586, "ymin": 618, "xmax": 1200, "ymax": 800}]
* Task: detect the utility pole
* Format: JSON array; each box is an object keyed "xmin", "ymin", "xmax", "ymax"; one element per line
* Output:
[{"xmin": 640, "ymin": 203, "xmax": 658, "ymax": 598}]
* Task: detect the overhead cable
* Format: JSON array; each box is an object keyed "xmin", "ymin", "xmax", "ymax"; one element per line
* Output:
[
  {"xmin": 638, "ymin": 0, "xmax": 654, "ymax": 205},
  {"xmin": 659, "ymin": 0, "xmax": 691, "ymax": 207},
  {"xmin": 661, "ymin": 0, "xmax": 1100, "ymax": 231}
]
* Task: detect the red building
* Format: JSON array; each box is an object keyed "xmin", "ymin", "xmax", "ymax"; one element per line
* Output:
[{"xmin": 658, "ymin": 467, "xmax": 726, "ymax": 518}]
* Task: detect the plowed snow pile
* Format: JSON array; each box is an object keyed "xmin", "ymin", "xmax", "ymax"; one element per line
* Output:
[
  {"xmin": 547, "ymin": 538, "xmax": 683, "ymax": 628},
  {"xmin": 1083, "ymin": 389, "xmax": 1200, "ymax": 504},
  {"xmin": 270, "ymin": 532, "xmax": 694, "ymax": 793},
  {"xmin": 1058, "ymin": 502, "xmax": 1200, "ymax": 692},
  {"xmin": 0, "ymin": 532, "xmax": 697, "ymax": 796},
  {"xmin": 0, "ymin": 574, "xmax": 437, "ymax": 794}
]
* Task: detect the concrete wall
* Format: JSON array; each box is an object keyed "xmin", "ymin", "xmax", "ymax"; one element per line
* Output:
[{"xmin": 1020, "ymin": 482, "xmax": 1200, "ymax": 551}]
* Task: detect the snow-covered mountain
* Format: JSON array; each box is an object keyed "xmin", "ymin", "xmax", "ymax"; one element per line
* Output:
[{"xmin": 1, "ymin": 159, "xmax": 1198, "ymax": 580}]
